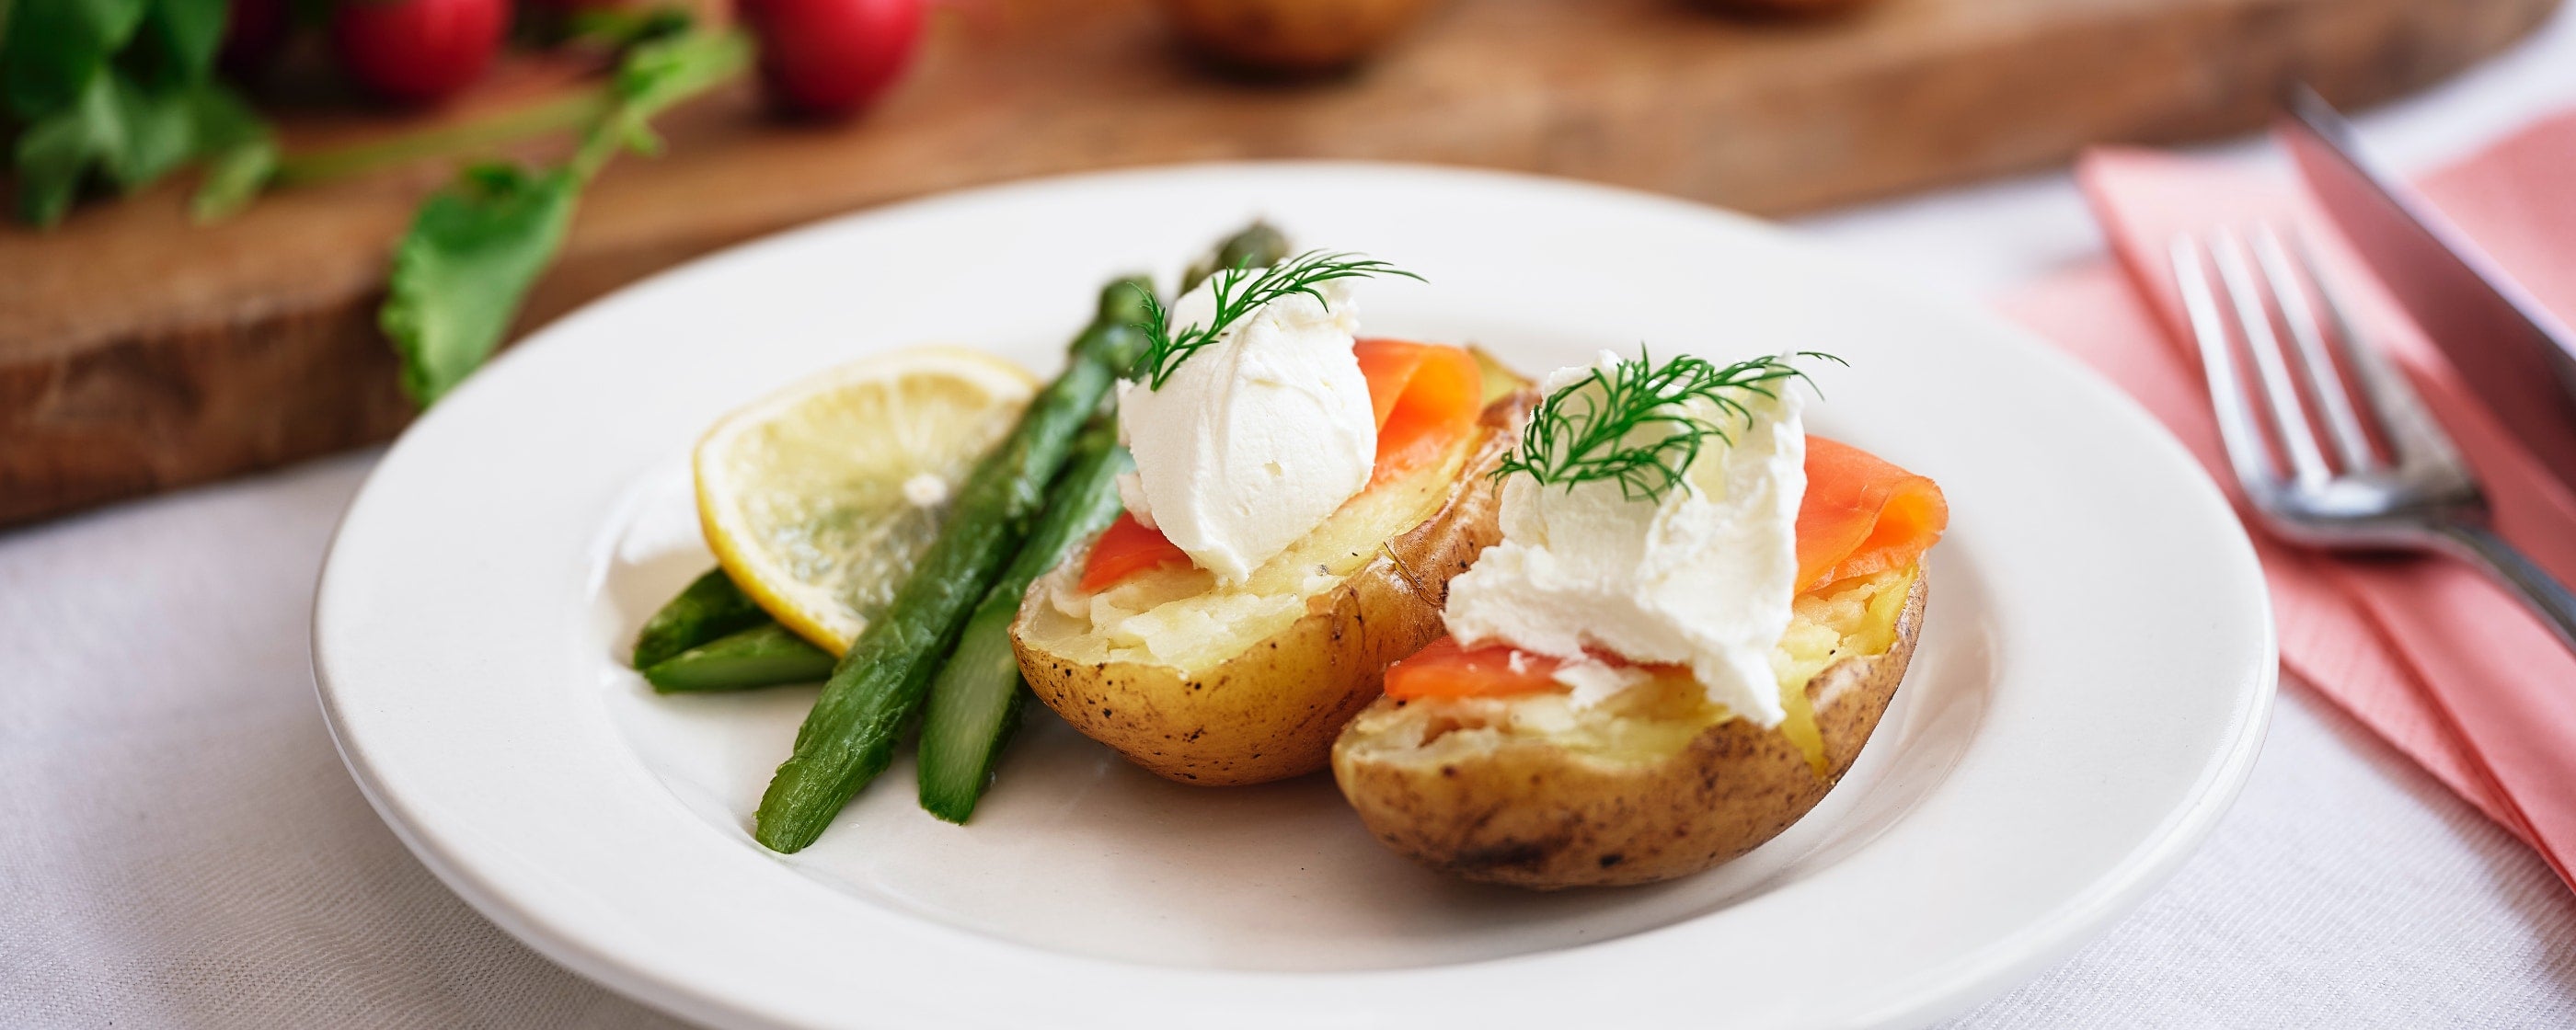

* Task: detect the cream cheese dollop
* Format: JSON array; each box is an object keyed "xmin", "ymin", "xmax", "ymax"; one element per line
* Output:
[
  {"xmin": 1114, "ymin": 273, "xmax": 1377, "ymax": 584},
  {"xmin": 1441, "ymin": 351, "xmax": 1807, "ymax": 726}
]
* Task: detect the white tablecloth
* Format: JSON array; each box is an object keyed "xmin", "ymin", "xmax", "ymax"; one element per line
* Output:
[{"xmin": 9, "ymin": 13, "xmax": 2576, "ymax": 1024}]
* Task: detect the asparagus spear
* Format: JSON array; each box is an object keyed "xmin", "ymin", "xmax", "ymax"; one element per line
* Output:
[
  {"xmin": 917, "ymin": 419, "xmax": 1130, "ymax": 822},
  {"xmin": 914, "ymin": 223, "xmax": 1290, "ymax": 821},
  {"xmin": 753, "ymin": 277, "xmax": 1155, "ymax": 853},
  {"xmin": 642, "ymin": 623, "xmax": 836, "ymax": 692},
  {"xmin": 632, "ymin": 568, "xmax": 770, "ymax": 669},
  {"xmin": 1180, "ymin": 221, "xmax": 1290, "ymax": 292}
]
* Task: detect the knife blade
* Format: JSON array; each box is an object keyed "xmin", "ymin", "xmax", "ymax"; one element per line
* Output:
[{"xmin": 2278, "ymin": 86, "xmax": 2576, "ymax": 494}]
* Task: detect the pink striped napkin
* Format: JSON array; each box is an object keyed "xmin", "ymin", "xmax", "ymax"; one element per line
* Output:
[{"xmin": 2000, "ymin": 109, "xmax": 2576, "ymax": 888}]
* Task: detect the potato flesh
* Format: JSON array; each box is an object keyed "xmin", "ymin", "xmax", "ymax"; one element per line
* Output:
[
  {"xmin": 1021, "ymin": 436, "xmax": 1478, "ymax": 674},
  {"xmin": 1337, "ymin": 566, "xmax": 1919, "ymax": 769}
]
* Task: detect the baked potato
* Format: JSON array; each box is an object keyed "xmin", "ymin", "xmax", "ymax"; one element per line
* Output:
[
  {"xmin": 1013, "ymin": 388, "xmax": 1535, "ymax": 785},
  {"xmin": 1331, "ymin": 565, "xmax": 1925, "ymax": 888}
]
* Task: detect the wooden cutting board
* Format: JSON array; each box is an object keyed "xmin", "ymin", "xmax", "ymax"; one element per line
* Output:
[{"xmin": 0, "ymin": 0, "xmax": 2559, "ymax": 527}]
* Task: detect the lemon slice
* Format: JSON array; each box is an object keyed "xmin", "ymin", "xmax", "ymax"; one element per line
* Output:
[{"xmin": 696, "ymin": 347, "xmax": 1040, "ymax": 655}]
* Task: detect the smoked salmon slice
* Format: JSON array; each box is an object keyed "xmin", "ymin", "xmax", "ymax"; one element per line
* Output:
[
  {"xmin": 1078, "ymin": 512, "xmax": 1192, "ymax": 592},
  {"xmin": 1384, "ymin": 437, "xmax": 1945, "ymax": 699},
  {"xmin": 1079, "ymin": 339, "xmax": 1484, "ymax": 589},
  {"xmin": 1384, "ymin": 635, "xmax": 1568, "ymax": 700},
  {"xmin": 1794, "ymin": 436, "xmax": 1947, "ymax": 593},
  {"xmin": 1353, "ymin": 338, "xmax": 1483, "ymax": 484}
]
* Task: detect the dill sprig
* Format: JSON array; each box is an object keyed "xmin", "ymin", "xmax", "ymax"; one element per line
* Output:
[
  {"xmin": 1131, "ymin": 249, "xmax": 1421, "ymax": 389},
  {"xmin": 1494, "ymin": 349, "xmax": 1842, "ymax": 501}
]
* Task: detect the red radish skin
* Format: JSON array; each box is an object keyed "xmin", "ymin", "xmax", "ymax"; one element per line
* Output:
[
  {"xmin": 743, "ymin": 0, "xmax": 926, "ymax": 119},
  {"xmin": 331, "ymin": 0, "xmax": 512, "ymax": 105}
]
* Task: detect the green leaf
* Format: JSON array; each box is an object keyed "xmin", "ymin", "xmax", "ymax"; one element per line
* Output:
[
  {"xmin": 187, "ymin": 78, "xmax": 267, "ymax": 152},
  {"xmin": 103, "ymin": 73, "xmax": 195, "ymax": 188},
  {"xmin": 187, "ymin": 83, "xmax": 276, "ymax": 221},
  {"xmin": 126, "ymin": 0, "xmax": 226, "ymax": 87},
  {"xmin": 372, "ymin": 29, "xmax": 749, "ymax": 403},
  {"xmin": 15, "ymin": 74, "xmax": 275, "ymax": 224},
  {"xmin": 6, "ymin": 0, "xmax": 275, "ymax": 225},
  {"xmin": 189, "ymin": 133, "xmax": 274, "ymax": 220},
  {"xmin": 382, "ymin": 164, "xmax": 582, "ymax": 406},
  {"xmin": 573, "ymin": 29, "xmax": 749, "ymax": 175},
  {"xmin": 612, "ymin": 30, "xmax": 751, "ymax": 118},
  {"xmin": 565, "ymin": 5, "xmax": 691, "ymax": 50},
  {"xmin": 3, "ymin": 0, "xmax": 148, "ymax": 118},
  {"xmin": 12, "ymin": 69, "xmax": 124, "ymax": 224}
]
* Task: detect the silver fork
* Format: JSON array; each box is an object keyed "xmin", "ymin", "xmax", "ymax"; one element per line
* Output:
[{"xmin": 2171, "ymin": 223, "xmax": 2576, "ymax": 653}]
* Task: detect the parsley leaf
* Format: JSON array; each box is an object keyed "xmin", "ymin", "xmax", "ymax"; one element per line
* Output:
[
  {"xmin": 382, "ymin": 165, "xmax": 583, "ymax": 406},
  {"xmin": 126, "ymin": 0, "xmax": 225, "ymax": 89},
  {"xmin": 106, "ymin": 74, "xmax": 197, "ymax": 188},
  {"xmin": 187, "ymin": 84, "xmax": 275, "ymax": 220},
  {"xmin": 3, "ymin": 0, "xmax": 146, "ymax": 119},
  {"xmin": 5, "ymin": 0, "xmax": 269, "ymax": 225},
  {"xmin": 379, "ymin": 29, "xmax": 751, "ymax": 406},
  {"xmin": 13, "ymin": 73, "xmax": 125, "ymax": 224}
]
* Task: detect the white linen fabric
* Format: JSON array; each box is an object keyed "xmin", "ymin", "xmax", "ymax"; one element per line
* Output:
[
  {"xmin": 0, "ymin": 456, "xmax": 689, "ymax": 1030},
  {"xmin": 7, "ymin": 12, "xmax": 2576, "ymax": 1024}
]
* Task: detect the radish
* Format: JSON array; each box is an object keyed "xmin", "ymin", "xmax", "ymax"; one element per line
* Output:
[
  {"xmin": 332, "ymin": 0, "xmax": 512, "ymax": 105},
  {"xmin": 742, "ymin": 0, "xmax": 925, "ymax": 119}
]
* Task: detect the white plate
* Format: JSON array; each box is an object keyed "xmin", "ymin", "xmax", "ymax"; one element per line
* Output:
[{"xmin": 314, "ymin": 164, "xmax": 2274, "ymax": 1030}]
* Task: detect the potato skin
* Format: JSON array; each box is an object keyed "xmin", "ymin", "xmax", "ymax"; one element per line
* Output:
[
  {"xmin": 1013, "ymin": 394, "xmax": 1529, "ymax": 786},
  {"xmin": 1331, "ymin": 572, "xmax": 1926, "ymax": 888}
]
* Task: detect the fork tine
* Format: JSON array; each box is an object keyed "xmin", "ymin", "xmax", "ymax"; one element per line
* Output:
[
  {"xmin": 2283, "ymin": 233, "xmax": 2470, "ymax": 474},
  {"xmin": 2210, "ymin": 226, "xmax": 2333, "ymax": 486},
  {"xmin": 2172, "ymin": 234, "xmax": 2282, "ymax": 491},
  {"xmin": 2252, "ymin": 224, "xmax": 2376, "ymax": 471}
]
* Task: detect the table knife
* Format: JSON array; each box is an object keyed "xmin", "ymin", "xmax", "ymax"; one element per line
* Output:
[{"xmin": 2278, "ymin": 86, "xmax": 2576, "ymax": 494}]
